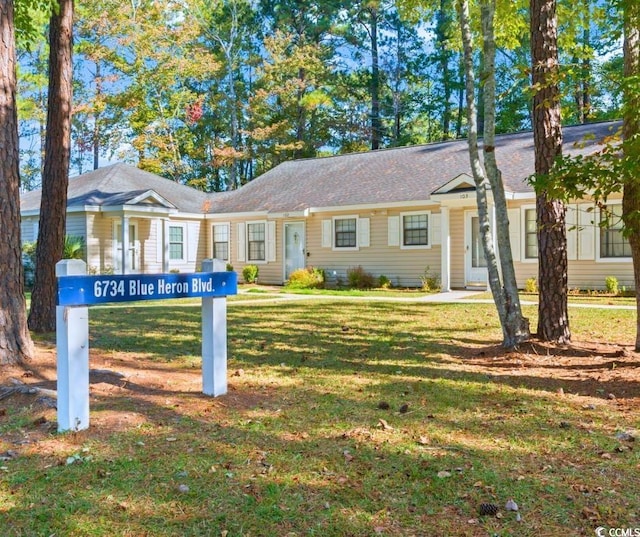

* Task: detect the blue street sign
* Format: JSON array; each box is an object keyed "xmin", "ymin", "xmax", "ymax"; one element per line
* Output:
[{"xmin": 57, "ymin": 271, "xmax": 238, "ymax": 306}]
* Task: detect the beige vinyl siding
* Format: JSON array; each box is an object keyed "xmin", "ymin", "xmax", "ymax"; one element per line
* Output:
[
  {"xmin": 507, "ymin": 199, "xmax": 634, "ymax": 290},
  {"xmin": 213, "ymin": 217, "xmax": 283, "ymax": 284},
  {"xmin": 166, "ymin": 218, "xmax": 207, "ymax": 273},
  {"xmin": 309, "ymin": 208, "xmax": 440, "ymax": 287}
]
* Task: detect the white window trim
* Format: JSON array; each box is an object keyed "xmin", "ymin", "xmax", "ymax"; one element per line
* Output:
[
  {"xmin": 400, "ymin": 210, "xmax": 431, "ymax": 250},
  {"xmin": 520, "ymin": 205, "xmax": 538, "ymax": 263},
  {"xmin": 332, "ymin": 215, "xmax": 359, "ymax": 251},
  {"xmin": 246, "ymin": 220, "xmax": 268, "ymax": 264},
  {"xmin": 168, "ymin": 222, "xmax": 187, "ymax": 264},
  {"xmin": 596, "ymin": 203, "xmax": 632, "ymax": 263},
  {"xmin": 211, "ymin": 222, "xmax": 230, "ymax": 261}
]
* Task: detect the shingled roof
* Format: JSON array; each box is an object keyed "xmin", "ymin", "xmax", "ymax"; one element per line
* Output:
[
  {"xmin": 212, "ymin": 120, "xmax": 621, "ymax": 214},
  {"xmin": 20, "ymin": 163, "xmax": 216, "ymax": 214},
  {"xmin": 20, "ymin": 121, "xmax": 621, "ymax": 217}
]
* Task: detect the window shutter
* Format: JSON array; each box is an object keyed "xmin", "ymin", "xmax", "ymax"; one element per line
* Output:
[
  {"xmin": 187, "ymin": 222, "xmax": 198, "ymax": 263},
  {"xmin": 578, "ymin": 203, "xmax": 595, "ymax": 260},
  {"xmin": 387, "ymin": 216, "xmax": 400, "ymax": 246},
  {"xmin": 507, "ymin": 209, "xmax": 520, "ymax": 262},
  {"xmin": 237, "ymin": 223, "xmax": 246, "ymax": 262},
  {"xmin": 156, "ymin": 220, "xmax": 163, "ymax": 263},
  {"xmin": 431, "ymin": 214, "xmax": 441, "ymax": 246},
  {"xmin": 321, "ymin": 220, "xmax": 332, "ymax": 248},
  {"xmin": 566, "ymin": 204, "xmax": 577, "ymax": 261},
  {"xmin": 267, "ymin": 221, "xmax": 276, "ymax": 262},
  {"xmin": 358, "ymin": 218, "xmax": 370, "ymax": 248}
]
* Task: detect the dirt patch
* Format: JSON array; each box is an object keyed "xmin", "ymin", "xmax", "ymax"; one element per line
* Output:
[{"xmin": 459, "ymin": 339, "xmax": 640, "ymax": 412}]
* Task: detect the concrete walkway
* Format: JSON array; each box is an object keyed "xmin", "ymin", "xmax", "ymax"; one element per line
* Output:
[{"xmin": 234, "ymin": 289, "xmax": 636, "ymax": 309}]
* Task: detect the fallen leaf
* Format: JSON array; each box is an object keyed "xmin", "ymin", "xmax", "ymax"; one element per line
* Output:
[
  {"xmin": 378, "ymin": 419, "xmax": 394, "ymax": 431},
  {"xmin": 437, "ymin": 470, "xmax": 452, "ymax": 478}
]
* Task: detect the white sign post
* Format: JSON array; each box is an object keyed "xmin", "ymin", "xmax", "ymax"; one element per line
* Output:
[
  {"xmin": 201, "ymin": 259, "xmax": 228, "ymax": 396},
  {"xmin": 55, "ymin": 258, "xmax": 237, "ymax": 432},
  {"xmin": 56, "ymin": 260, "xmax": 90, "ymax": 432}
]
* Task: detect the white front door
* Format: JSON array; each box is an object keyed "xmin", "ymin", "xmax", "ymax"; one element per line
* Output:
[
  {"xmin": 465, "ymin": 212, "xmax": 488, "ymax": 287},
  {"xmin": 284, "ymin": 222, "xmax": 306, "ymax": 279},
  {"xmin": 114, "ymin": 221, "xmax": 140, "ymax": 274}
]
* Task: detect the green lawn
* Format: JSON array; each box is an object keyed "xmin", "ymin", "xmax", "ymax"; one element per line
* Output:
[{"xmin": 1, "ymin": 299, "xmax": 638, "ymax": 536}]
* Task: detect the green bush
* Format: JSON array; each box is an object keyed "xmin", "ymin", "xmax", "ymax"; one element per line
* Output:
[
  {"xmin": 242, "ymin": 264, "xmax": 259, "ymax": 284},
  {"xmin": 605, "ymin": 276, "xmax": 619, "ymax": 295},
  {"xmin": 226, "ymin": 263, "xmax": 234, "ymax": 272},
  {"xmin": 63, "ymin": 235, "xmax": 85, "ymax": 259},
  {"xmin": 524, "ymin": 277, "xmax": 538, "ymax": 293},
  {"xmin": 347, "ymin": 266, "xmax": 375, "ymax": 289},
  {"xmin": 378, "ymin": 274, "xmax": 392, "ymax": 289},
  {"xmin": 420, "ymin": 266, "xmax": 440, "ymax": 293},
  {"xmin": 285, "ymin": 267, "xmax": 325, "ymax": 289}
]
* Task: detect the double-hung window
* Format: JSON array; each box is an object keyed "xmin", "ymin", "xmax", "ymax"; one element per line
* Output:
[
  {"xmin": 212, "ymin": 224, "xmax": 229, "ymax": 261},
  {"xmin": 334, "ymin": 218, "xmax": 357, "ymax": 248},
  {"xmin": 402, "ymin": 213, "xmax": 429, "ymax": 247},
  {"xmin": 600, "ymin": 204, "xmax": 631, "ymax": 259},
  {"xmin": 169, "ymin": 224, "xmax": 185, "ymax": 262},
  {"xmin": 247, "ymin": 222, "xmax": 266, "ymax": 261}
]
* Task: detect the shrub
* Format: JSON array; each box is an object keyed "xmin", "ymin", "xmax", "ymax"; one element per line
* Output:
[
  {"xmin": 420, "ymin": 266, "xmax": 440, "ymax": 293},
  {"xmin": 347, "ymin": 266, "xmax": 375, "ymax": 289},
  {"xmin": 378, "ymin": 274, "xmax": 392, "ymax": 289},
  {"xmin": 605, "ymin": 276, "xmax": 619, "ymax": 295},
  {"xmin": 285, "ymin": 267, "xmax": 325, "ymax": 289},
  {"xmin": 524, "ymin": 277, "xmax": 538, "ymax": 293},
  {"xmin": 63, "ymin": 235, "xmax": 85, "ymax": 259},
  {"xmin": 242, "ymin": 264, "xmax": 259, "ymax": 284},
  {"xmin": 226, "ymin": 263, "xmax": 234, "ymax": 272}
]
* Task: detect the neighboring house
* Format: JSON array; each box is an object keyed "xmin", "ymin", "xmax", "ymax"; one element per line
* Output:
[{"xmin": 20, "ymin": 120, "xmax": 631, "ymax": 290}]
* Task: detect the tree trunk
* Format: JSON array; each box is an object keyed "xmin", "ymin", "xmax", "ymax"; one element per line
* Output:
[
  {"xmin": 0, "ymin": 0, "xmax": 34, "ymax": 364},
  {"xmin": 621, "ymin": 0, "xmax": 640, "ymax": 350},
  {"xmin": 530, "ymin": 0, "xmax": 570, "ymax": 343},
  {"xmin": 369, "ymin": 6, "xmax": 381, "ymax": 150},
  {"xmin": 28, "ymin": 0, "xmax": 74, "ymax": 333},
  {"xmin": 459, "ymin": 0, "xmax": 529, "ymax": 349}
]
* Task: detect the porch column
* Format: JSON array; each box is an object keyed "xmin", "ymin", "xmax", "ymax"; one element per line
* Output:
[
  {"xmin": 440, "ymin": 207, "xmax": 451, "ymax": 292},
  {"xmin": 121, "ymin": 215, "xmax": 130, "ymax": 275},
  {"xmin": 489, "ymin": 203, "xmax": 496, "ymax": 283},
  {"xmin": 162, "ymin": 218, "xmax": 170, "ymax": 273}
]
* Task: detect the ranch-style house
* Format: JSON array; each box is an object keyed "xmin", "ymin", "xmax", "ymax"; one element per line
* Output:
[{"xmin": 20, "ymin": 120, "xmax": 631, "ymax": 291}]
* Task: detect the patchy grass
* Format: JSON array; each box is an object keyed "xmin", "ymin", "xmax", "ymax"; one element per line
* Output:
[{"xmin": 1, "ymin": 300, "xmax": 639, "ymax": 536}]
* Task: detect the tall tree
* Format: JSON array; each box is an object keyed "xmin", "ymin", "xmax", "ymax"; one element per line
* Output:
[
  {"xmin": 0, "ymin": 0, "xmax": 34, "ymax": 363},
  {"xmin": 458, "ymin": 0, "xmax": 529, "ymax": 348},
  {"xmin": 621, "ymin": 0, "xmax": 640, "ymax": 349},
  {"xmin": 531, "ymin": 0, "xmax": 570, "ymax": 343},
  {"xmin": 28, "ymin": 0, "xmax": 74, "ymax": 333}
]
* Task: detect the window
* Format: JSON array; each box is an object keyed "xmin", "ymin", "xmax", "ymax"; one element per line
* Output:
[
  {"xmin": 247, "ymin": 222, "xmax": 265, "ymax": 261},
  {"xmin": 212, "ymin": 224, "xmax": 229, "ymax": 261},
  {"xmin": 402, "ymin": 213, "xmax": 429, "ymax": 247},
  {"xmin": 169, "ymin": 225, "xmax": 185, "ymax": 261},
  {"xmin": 600, "ymin": 205, "xmax": 631, "ymax": 258},
  {"xmin": 524, "ymin": 208, "xmax": 538, "ymax": 259},
  {"xmin": 335, "ymin": 218, "xmax": 357, "ymax": 248}
]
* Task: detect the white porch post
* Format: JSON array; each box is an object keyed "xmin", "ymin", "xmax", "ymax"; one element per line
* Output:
[
  {"xmin": 489, "ymin": 203, "xmax": 497, "ymax": 284},
  {"xmin": 121, "ymin": 215, "xmax": 130, "ymax": 275},
  {"xmin": 162, "ymin": 218, "xmax": 170, "ymax": 272},
  {"xmin": 440, "ymin": 206, "xmax": 451, "ymax": 292}
]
